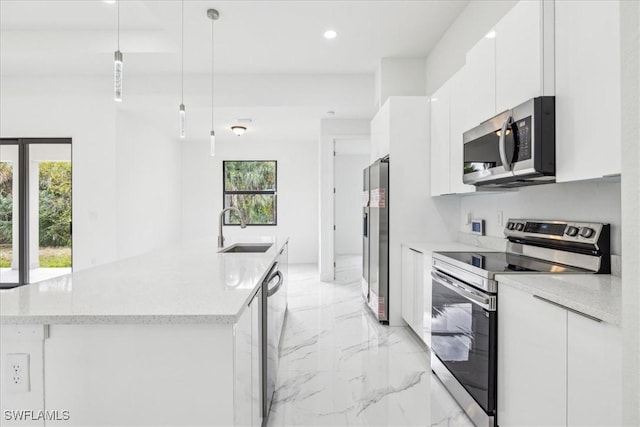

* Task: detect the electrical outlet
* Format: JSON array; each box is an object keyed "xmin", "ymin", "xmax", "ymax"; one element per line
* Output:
[
  {"xmin": 466, "ymin": 211, "xmax": 472, "ymax": 225},
  {"xmin": 5, "ymin": 353, "xmax": 30, "ymax": 393},
  {"xmin": 497, "ymin": 211, "xmax": 504, "ymax": 227}
]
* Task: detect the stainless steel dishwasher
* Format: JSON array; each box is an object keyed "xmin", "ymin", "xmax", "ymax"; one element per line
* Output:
[{"xmin": 262, "ymin": 242, "xmax": 288, "ymax": 420}]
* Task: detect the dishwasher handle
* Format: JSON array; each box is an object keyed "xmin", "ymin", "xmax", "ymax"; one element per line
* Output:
[{"xmin": 266, "ymin": 270, "xmax": 284, "ymax": 297}]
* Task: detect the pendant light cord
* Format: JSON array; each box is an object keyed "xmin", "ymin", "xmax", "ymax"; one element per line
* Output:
[
  {"xmin": 211, "ymin": 15, "xmax": 215, "ymax": 131},
  {"xmin": 117, "ymin": 0, "xmax": 120, "ymax": 50},
  {"xmin": 181, "ymin": 0, "xmax": 184, "ymax": 104}
]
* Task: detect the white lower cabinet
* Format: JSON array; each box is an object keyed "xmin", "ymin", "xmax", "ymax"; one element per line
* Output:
[
  {"xmin": 567, "ymin": 311, "xmax": 622, "ymax": 426},
  {"xmin": 401, "ymin": 246, "xmax": 431, "ymax": 346},
  {"xmin": 498, "ymin": 285, "xmax": 622, "ymax": 427},
  {"xmin": 498, "ymin": 285, "xmax": 567, "ymax": 426},
  {"xmin": 235, "ymin": 288, "xmax": 263, "ymax": 427}
]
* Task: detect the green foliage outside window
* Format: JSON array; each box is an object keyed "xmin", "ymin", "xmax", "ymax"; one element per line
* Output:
[
  {"xmin": 224, "ymin": 161, "xmax": 277, "ymax": 225},
  {"xmin": 0, "ymin": 161, "xmax": 71, "ymax": 269},
  {"xmin": 0, "ymin": 162, "xmax": 13, "ymax": 246},
  {"xmin": 39, "ymin": 162, "xmax": 72, "ymax": 248}
]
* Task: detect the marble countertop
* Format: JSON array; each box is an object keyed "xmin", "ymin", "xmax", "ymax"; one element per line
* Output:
[
  {"xmin": 0, "ymin": 236, "xmax": 287, "ymax": 325},
  {"xmin": 495, "ymin": 274, "xmax": 622, "ymax": 325},
  {"xmin": 402, "ymin": 241, "xmax": 485, "ymax": 255}
]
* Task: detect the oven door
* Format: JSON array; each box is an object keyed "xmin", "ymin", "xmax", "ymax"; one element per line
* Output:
[{"xmin": 431, "ymin": 269, "xmax": 497, "ymax": 415}]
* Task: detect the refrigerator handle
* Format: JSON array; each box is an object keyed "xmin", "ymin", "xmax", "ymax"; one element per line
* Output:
[{"xmin": 363, "ymin": 212, "xmax": 368, "ymax": 237}]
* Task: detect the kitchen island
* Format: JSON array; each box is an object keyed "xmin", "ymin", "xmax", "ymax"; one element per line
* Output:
[{"xmin": 0, "ymin": 236, "xmax": 288, "ymax": 427}]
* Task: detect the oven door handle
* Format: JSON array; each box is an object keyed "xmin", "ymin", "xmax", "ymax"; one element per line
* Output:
[{"xmin": 431, "ymin": 271, "xmax": 496, "ymax": 311}]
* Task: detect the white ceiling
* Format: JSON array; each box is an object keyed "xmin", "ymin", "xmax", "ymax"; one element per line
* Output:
[
  {"xmin": 0, "ymin": 0, "xmax": 468, "ymax": 76},
  {"xmin": 0, "ymin": 0, "xmax": 468, "ymax": 146}
]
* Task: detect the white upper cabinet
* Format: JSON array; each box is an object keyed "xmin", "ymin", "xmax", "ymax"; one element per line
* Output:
[
  {"xmin": 370, "ymin": 102, "xmax": 391, "ymax": 162},
  {"xmin": 464, "ymin": 32, "xmax": 496, "ymax": 128},
  {"xmin": 555, "ymin": 0, "xmax": 621, "ymax": 182},
  {"xmin": 449, "ymin": 67, "xmax": 476, "ymax": 194},
  {"xmin": 495, "ymin": 0, "xmax": 554, "ymax": 112},
  {"xmin": 430, "ymin": 81, "xmax": 451, "ymax": 196}
]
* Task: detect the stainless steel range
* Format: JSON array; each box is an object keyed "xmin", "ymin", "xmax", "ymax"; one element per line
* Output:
[{"xmin": 430, "ymin": 219, "xmax": 610, "ymax": 427}]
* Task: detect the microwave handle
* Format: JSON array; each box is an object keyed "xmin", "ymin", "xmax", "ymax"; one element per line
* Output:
[{"xmin": 499, "ymin": 116, "xmax": 512, "ymax": 171}]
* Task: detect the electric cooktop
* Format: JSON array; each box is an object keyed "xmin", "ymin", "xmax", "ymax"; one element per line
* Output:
[{"xmin": 434, "ymin": 251, "xmax": 590, "ymax": 274}]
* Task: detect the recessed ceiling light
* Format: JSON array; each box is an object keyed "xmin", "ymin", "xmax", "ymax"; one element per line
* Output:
[
  {"xmin": 486, "ymin": 30, "xmax": 496, "ymax": 39},
  {"xmin": 323, "ymin": 30, "xmax": 338, "ymax": 40},
  {"xmin": 231, "ymin": 125, "xmax": 247, "ymax": 136},
  {"xmin": 327, "ymin": 110, "xmax": 335, "ymax": 115},
  {"xmin": 103, "ymin": 0, "xmax": 117, "ymax": 4}
]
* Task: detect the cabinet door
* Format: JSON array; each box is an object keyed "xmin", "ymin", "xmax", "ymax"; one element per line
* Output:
[
  {"xmin": 449, "ymin": 67, "xmax": 476, "ymax": 195},
  {"xmin": 498, "ymin": 286, "xmax": 567, "ymax": 426},
  {"xmin": 251, "ymin": 288, "xmax": 263, "ymax": 427},
  {"xmin": 401, "ymin": 246, "xmax": 416, "ymax": 328},
  {"xmin": 420, "ymin": 254, "xmax": 432, "ymax": 347},
  {"xmin": 555, "ymin": 0, "xmax": 621, "ymax": 182},
  {"xmin": 430, "ymin": 81, "xmax": 451, "ymax": 196},
  {"xmin": 495, "ymin": 0, "xmax": 543, "ymax": 112},
  {"xmin": 411, "ymin": 250, "xmax": 425, "ymax": 334},
  {"xmin": 234, "ymin": 301, "xmax": 253, "ymax": 426},
  {"xmin": 464, "ymin": 31, "xmax": 496, "ymax": 127},
  {"xmin": 371, "ymin": 102, "xmax": 390, "ymax": 162},
  {"xmin": 567, "ymin": 312, "xmax": 622, "ymax": 426}
]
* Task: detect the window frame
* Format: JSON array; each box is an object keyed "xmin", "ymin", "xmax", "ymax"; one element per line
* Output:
[{"xmin": 222, "ymin": 160, "xmax": 278, "ymax": 226}]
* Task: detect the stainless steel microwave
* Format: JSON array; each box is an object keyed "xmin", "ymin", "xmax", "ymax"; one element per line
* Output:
[{"xmin": 462, "ymin": 96, "xmax": 555, "ymax": 188}]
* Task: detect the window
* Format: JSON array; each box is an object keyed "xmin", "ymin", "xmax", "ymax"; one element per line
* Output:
[
  {"xmin": 223, "ymin": 161, "xmax": 277, "ymax": 226},
  {"xmin": 1, "ymin": 138, "xmax": 72, "ymax": 288}
]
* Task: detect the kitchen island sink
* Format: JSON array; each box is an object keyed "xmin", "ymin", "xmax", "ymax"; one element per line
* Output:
[{"xmin": 219, "ymin": 242, "xmax": 273, "ymax": 253}]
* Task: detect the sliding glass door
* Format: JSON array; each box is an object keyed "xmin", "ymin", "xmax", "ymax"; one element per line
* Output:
[{"xmin": 0, "ymin": 138, "xmax": 72, "ymax": 288}]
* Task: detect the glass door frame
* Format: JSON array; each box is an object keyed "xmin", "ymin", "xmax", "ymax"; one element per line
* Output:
[{"xmin": 0, "ymin": 137, "xmax": 72, "ymax": 288}]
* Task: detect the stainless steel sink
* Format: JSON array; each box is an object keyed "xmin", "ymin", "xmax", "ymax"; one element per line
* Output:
[{"xmin": 219, "ymin": 243, "xmax": 273, "ymax": 253}]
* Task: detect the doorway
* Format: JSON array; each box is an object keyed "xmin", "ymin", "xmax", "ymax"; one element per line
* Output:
[
  {"xmin": 0, "ymin": 138, "xmax": 72, "ymax": 288},
  {"xmin": 333, "ymin": 138, "xmax": 370, "ymax": 281}
]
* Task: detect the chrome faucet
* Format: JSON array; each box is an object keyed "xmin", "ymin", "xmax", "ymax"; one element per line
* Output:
[{"xmin": 218, "ymin": 207, "xmax": 247, "ymax": 248}]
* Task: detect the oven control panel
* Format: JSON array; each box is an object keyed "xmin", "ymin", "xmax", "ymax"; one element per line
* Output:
[{"xmin": 504, "ymin": 219, "xmax": 609, "ymax": 248}]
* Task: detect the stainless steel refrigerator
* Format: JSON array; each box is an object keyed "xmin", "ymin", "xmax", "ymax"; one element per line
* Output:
[{"xmin": 362, "ymin": 156, "xmax": 389, "ymax": 323}]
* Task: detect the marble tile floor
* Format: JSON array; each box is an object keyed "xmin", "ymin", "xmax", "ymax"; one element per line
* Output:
[{"xmin": 267, "ymin": 256, "xmax": 474, "ymax": 426}]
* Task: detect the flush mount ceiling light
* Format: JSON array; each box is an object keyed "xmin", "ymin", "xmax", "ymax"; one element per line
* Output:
[
  {"xmin": 179, "ymin": 0, "xmax": 186, "ymax": 138},
  {"xmin": 113, "ymin": 0, "xmax": 123, "ymax": 102},
  {"xmin": 323, "ymin": 29, "xmax": 338, "ymax": 40},
  {"xmin": 207, "ymin": 8, "xmax": 219, "ymax": 156},
  {"xmin": 486, "ymin": 30, "xmax": 496, "ymax": 39},
  {"xmin": 231, "ymin": 126, "xmax": 247, "ymax": 136},
  {"xmin": 103, "ymin": 0, "xmax": 116, "ymax": 4}
]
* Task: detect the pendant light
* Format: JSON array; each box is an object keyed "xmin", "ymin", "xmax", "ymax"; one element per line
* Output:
[
  {"xmin": 179, "ymin": 0, "xmax": 186, "ymax": 138},
  {"xmin": 207, "ymin": 9, "xmax": 219, "ymax": 157},
  {"xmin": 114, "ymin": 0, "xmax": 123, "ymax": 102}
]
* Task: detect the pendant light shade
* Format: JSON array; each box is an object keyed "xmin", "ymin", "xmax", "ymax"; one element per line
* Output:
[
  {"xmin": 207, "ymin": 9, "xmax": 219, "ymax": 157},
  {"xmin": 114, "ymin": 50, "xmax": 123, "ymax": 102},
  {"xmin": 179, "ymin": 104, "xmax": 186, "ymax": 138},
  {"xmin": 114, "ymin": 0, "xmax": 123, "ymax": 102}
]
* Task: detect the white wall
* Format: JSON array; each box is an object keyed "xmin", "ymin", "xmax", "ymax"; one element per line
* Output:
[
  {"xmin": 459, "ymin": 180, "xmax": 622, "ymax": 254},
  {"xmin": 181, "ymin": 139, "xmax": 318, "ymax": 264},
  {"xmin": 0, "ymin": 76, "xmax": 183, "ymax": 270},
  {"xmin": 334, "ymin": 153, "xmax": 369, "ymax": 255}
]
